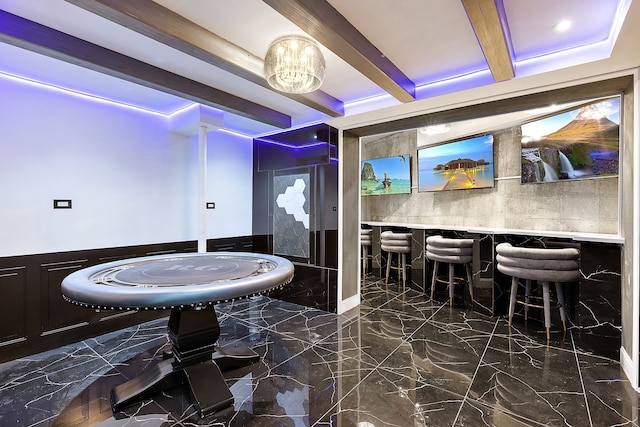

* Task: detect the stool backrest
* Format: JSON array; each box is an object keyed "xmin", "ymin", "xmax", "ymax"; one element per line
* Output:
[
  {"xmin": 360, "ymin": 229, "xmax": 373, "ymax": 246},
  {"xmin": 380, "ymin": 231, "xmax": 411, "ymax": 253},
  {"xmin": 496, "ymin": 242, "xmax": 580, "ymax": 282},
  {"xmin": 426, "ymin": 235, "xmax": 473, "ymax": 263}
]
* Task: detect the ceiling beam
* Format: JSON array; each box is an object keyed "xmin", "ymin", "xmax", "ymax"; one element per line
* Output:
[
  {"xmin": 64, "ymin": 0, "xmax": 344, "ymax": 117},
  {"xmin": 461, "ymin": 0, "xmax": 515, "ymax": 82},
  {"xmin": 0, "ymin": 10, "xmax": 291, "ymax": 128},
  {"xmin": 263, "ymin": 0, "xmax": 416, "ymax": 103}
]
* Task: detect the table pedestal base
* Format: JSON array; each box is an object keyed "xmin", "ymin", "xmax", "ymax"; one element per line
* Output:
[{"xmin": 110, "ymin": 306, "xmax": 258, "ymax": 418}]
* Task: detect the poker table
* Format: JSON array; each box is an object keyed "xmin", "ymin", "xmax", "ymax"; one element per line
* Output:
[{"xmin": 62, "ymin": 252, "xmax": 294, "ymax": 418}]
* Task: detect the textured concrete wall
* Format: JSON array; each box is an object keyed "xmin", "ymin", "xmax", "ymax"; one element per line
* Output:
[
  {"xmin": 620, "ymin": 78, "xmax": 635, "ymax": 359},
  {"xmin": 341, "ymin": 131, "xmax": 361, "ymax": 302},
  {"xmin": 362, "ymin": 126, "xmax": 619, "ymax": 235}
]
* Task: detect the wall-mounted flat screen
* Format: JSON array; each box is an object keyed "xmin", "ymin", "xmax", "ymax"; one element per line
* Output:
[
  {"xmin": 418, "ymin": 134, "xmax": 494, "ymax": 192},
  {"xmin": 521, "ymin": 96, "xmax": 620, "ymax": 184},
  {"xmin": 361, "ymin": 154, "xmax": 411, "ymax": 196}
]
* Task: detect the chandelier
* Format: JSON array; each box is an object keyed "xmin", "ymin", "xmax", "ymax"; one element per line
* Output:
[{"xmin": 264, "ymin": 35, "xmax": 326, "ymax": 94}]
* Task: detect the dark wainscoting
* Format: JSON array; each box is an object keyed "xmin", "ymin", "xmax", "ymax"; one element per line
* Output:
[
  {"xmin": 268, "ymin": 264, "xmax": 338, "ymax": 313},
  {"xmin": 253, "ymin": 232, "xmax": 337, "ymax": 313},
  {"xmin": 0, "ymin": 236, "xmax": 254, "ymax": 363}
]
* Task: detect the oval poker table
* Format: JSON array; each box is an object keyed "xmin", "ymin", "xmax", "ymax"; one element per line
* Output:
[{"xmin": 61, "ymin": 252, "xmax": 295, "ymax": 418}]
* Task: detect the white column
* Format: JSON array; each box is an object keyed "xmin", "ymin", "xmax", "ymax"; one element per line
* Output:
[
  {"xmin": 630, "ymin": 70, "xmax": 640, "ymax": 390},
  {"xmin": 167, "ymin": 105, "xmax": 222, "ymax": 253},
  {"xmin": 198, "ymin": 125, "xmax": 208, "ymax": 253}
]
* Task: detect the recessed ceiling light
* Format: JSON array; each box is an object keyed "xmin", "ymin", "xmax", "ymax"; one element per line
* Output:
[
  {"xmin": 419, "ymin": 124, "xmax": 451, "ymax": 135},
  {"xmin": 554, "ymin": 20, "xmax": 572, "ymax": 32}
]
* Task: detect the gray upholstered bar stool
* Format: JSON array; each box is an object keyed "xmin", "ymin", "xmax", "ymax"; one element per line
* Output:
[
  {"xmin": 380, "ymin": 231, "xmax": 412, "ymax": 289},
  {"xmin": 426, "ymin": 235, "xmax": 474, "ymax": 306},
  {"xmin": 360, "ymin": 228, "xmax": 373, "ymax": 275},
  {"xmin": 496, "ymin": 242, "xmax": 580, "ymax": 340}
]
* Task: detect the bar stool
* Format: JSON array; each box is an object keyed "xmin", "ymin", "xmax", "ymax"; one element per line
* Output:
[
  {"xmin": 496, "ymin": 242, "xmax": 580, "ymax": 340},
  {"xmin": 360, "ymin": 228, "xmax": 373, "ymax": 275},
  {"xmin": 426, "ymin": 235, "xmax": 474, "ymax": 306},
  {"xmin": 380, "ymin": 231, "xmax": 412, "ymax": 289}
]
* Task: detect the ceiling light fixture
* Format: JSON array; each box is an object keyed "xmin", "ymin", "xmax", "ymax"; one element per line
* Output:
[
  {"xmin": 554, "ymin": 20, "xmax": 572, "ymax": 32},
  {"xmin": 264, "ymin": 35, "xmax": 326, "ymax": 94},
  {"xmin": 419, "ymin": 124, "xmax": 452, "ymax": 135}
]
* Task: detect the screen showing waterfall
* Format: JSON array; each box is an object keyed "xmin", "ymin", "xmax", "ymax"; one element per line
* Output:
[{"xmin": 521, "ymin": 96, "xmax": 620, "ymax": 184}]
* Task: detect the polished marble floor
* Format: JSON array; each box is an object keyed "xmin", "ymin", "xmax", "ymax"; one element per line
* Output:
[{"xmin": 1, "ymin": 275, "xmax": 638, "ymax": 426}]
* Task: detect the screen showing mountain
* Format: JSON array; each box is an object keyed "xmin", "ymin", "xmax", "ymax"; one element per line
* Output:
[{"xmin": 521, "ymin": 96, "xmax": 620, "ymax": 184}]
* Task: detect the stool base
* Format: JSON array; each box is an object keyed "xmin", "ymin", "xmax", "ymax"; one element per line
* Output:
[
  {"xmin": 430, "ymin": 261, "xmax": 473, "ymax": 306},
  {"xmin": 385, "ymin": 252, "xmax": 409, "ymax": 290},
  {"xmin": 508, "ymin": 278, "xmax": 567, "ymax": 340}
]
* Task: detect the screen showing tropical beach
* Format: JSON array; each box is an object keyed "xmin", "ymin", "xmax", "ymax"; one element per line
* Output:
[
  {"xmin": 361, "ymin": 154, "xmax": 411, "ymax": 196},
  {"xmin": 418, "ymin": 134, "xmax": 494, "ymax": 192},
  {"xmin": 521, "ymin": 96, "xmax": 620, "ymax": 184}
]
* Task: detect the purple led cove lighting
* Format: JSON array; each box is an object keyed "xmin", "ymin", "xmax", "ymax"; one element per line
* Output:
[
  {"xmin": 168, "ymin": 102, "xmax": 203, "ymax": 117},
  {"xmin": 513, "ymin": 0, "xmax": 630, "ymax": 77},
  {"xmin": 2, "ymin": 70, "xmax": 269, "ymax": 138},
  {"xmin": 610, "ymin": 0, "xmax": 633, "ymax": 47},
  {"xmin": 343, "ymin": 92, "xmax": 395, "ymax": 109},
  {"xmin": 253, "ymin": 121, "xmax": 336, "ymax": 149},
  {"xmin": 344, "ymin": 68, "xmax": 495, "ymax": 116},
  {"xmin": 514, "ymin": 40, "xmax": 610, "ymax": 79},
  {"xmin": 346, "ymin": 0, "xmax": 630, "ymax": 115},
  {"xmin": 219, "ymin": 128, "xmax": 253, "ymax": 139},
  {"xmin": 504, "ymin": 0, "xmax": 626, "ymax": 62},
  {"xmin": 254, "ymin": 138, "xmax": 331, "ymax": 150},
  {"xmin": 0, "ymin": 70, "xmax": 191, "ymax": 116},
  {"xmin": 3, "ymin": 70, "xmax": 320, "ymax": 142},
  {"xmin": 414, "ymin": 68, "xmax": 495, "ymax": 100}
]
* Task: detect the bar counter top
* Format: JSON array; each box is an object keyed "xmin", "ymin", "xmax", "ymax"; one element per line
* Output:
[{"xmin": 362, "ymin": 221, "xmax": 623, "ymax": 244}]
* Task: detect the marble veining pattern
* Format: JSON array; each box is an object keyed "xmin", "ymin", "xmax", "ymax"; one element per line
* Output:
[{"xmin": 0, "ymin": 276, "xmax": 637, "ymax": 426}]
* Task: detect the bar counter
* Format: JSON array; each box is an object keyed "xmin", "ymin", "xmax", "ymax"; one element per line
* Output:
[{"xmin": 362, "ymin": 221, "xmax": 622, "ymax": 360}]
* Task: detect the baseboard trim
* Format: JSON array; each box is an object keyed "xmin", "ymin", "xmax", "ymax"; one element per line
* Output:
[
  {"xmin": 337, "ymin": 293, "xmax": 360, "ymax": 314},
  {"xmin": 620, "ymin": 346, "xmax": 637, "ymax": 391}
]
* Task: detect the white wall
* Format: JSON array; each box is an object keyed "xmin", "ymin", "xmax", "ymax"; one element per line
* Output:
[
  {"xmin": 205, "ymin": 129, "xmax": 253, "ymax": 239},
  {"xmin": 0, "ymin": 76, "xmax": 252, "ymax": 257}
]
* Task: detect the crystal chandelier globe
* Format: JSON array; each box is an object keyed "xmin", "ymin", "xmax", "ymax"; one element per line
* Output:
[{"xmin": 264, "ymin": 35, "xmax": 326, "ymax": 94}]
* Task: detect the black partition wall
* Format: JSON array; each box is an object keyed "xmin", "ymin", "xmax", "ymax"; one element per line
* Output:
[{"xmin": 252, "ymin": 124, "xmax": 339, "ymax": 312}]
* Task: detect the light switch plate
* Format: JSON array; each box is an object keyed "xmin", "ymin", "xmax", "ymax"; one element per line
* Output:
[{"xmin": 54, "ymin": 199, "xmax": 72, "ymax": 209}]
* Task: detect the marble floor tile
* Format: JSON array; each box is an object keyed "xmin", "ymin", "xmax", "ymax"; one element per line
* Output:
[
  {"xmin": 317, "ymin": 364, "xmax": 466, "ymax": 427},
  {"xmin": 0, "ymin": 276, "xmax": 638, "ymax": 426},
  {"xmin": 577, "ymin": 351, "xmax": 639, "ymax": 426}
]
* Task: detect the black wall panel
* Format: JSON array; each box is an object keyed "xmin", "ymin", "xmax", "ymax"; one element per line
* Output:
[
  {"xmin": 0, "ymin": 236, "xmax": 253, "ymax": 363},
  {"xmin": 0, "ymin": 266, "xmax": 27, "ymax": 346},
  {"xmin": 40, "ymin": 259, "xmax": 91, "ymax": 335},
  {"xmin": 252, "ymin": 124, "xmax": 339, "ymax": 312}
]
